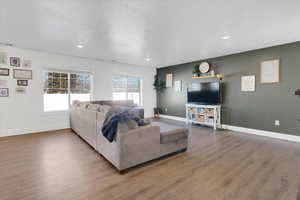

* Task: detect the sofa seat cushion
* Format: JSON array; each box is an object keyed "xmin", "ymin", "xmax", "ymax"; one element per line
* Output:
[{"xmin": 151, "ymin": 122, "xmax": 188, "ymax": 144}]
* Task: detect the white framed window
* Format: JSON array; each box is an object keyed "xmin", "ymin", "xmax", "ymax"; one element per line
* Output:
[
  {"xmin": 43, "ymin": 70, "xmax": 93, "ymax": 112},
  {"xmin": 112, "ymin": 75, "xmax": 142, "ymax": 106}
]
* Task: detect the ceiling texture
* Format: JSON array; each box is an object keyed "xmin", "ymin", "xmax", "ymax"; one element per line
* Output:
[{"xmin": 1, "ymin": 0, "xmax": 300, "ymax": 67}]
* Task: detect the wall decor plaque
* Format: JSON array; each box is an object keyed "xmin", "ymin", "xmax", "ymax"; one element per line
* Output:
[
  {"xmin": 166, "ymin": 73, "xmax": 173, "ymax": 88},
  {"xmin": 174, "ymin": 80, "xmax": 182, "ymax": 92},
  {"xmin": 17, "ymin": 80, "xmax": 28, "ymax": 86},
  {"xmin": 22, "ymin": 60, "xmax": 31, "ymax": 68},
  {"xmin": 15, "ymin": 87, "xmax": 26, "ymax": 94},
  {"xmin": 241, "ymin": 75, "xmax": 256, "ymax": 92},
  {"xmin": 0, "ymin": 52, "xmax": 8, "ymax": 65},
  {"xmin": 13, "ymin": 69, "xmax": 32, "ymax": 79},
  {"xmin": 10, "ymin": 57, "xmax": 20, "ymax": 67},
  {"xmin": 260, "ymin": 59, "xmax": 280, "ymax": 83},
  {"xmin": 0, "ymin": 88, "xmax": 9, "ymax": 97},
  {"xmin": 0, "ymin": 68, "xmax": 9, "ymax": 76}
]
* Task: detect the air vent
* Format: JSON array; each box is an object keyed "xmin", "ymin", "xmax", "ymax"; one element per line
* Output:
[{"xmin": 0, "ymin": 42, "xmax": 13, "ymax": 47}]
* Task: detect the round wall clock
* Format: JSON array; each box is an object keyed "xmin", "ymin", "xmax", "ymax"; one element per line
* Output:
[{"xmin": 199, "ymin": 62, "xmax": 210, "ymax": 74}]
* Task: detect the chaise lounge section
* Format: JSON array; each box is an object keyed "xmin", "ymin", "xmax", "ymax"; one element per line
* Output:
[{"xmin": 70, "ymin": 100, "xmax": 189, "ymax": 172}]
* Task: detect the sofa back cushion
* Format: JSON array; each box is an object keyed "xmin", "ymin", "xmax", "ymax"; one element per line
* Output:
[
  {"xmin": 86, "ymin": 103, "xmax": 100, "ymax": 111},
  {"xmin": 72, "ymin": 101, "xmax": 89, "ymax": 109},
  {"xmin": 91, "ymin": 100, "xmax": 136, "ymax": 107}
]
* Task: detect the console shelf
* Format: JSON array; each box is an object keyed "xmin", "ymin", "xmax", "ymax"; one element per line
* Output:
[
  {"xmin": 186, "ymin": 104, "xmax": 221, "ymax": 130},
  {"xmin": 192, "ymin": 74, "xmax": 224, "ymax": 79}
]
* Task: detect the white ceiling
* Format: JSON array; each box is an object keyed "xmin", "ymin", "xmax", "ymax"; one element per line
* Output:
[{"xmin": 1, "ymin": 0, "xmax": 300, "ymax": 67}]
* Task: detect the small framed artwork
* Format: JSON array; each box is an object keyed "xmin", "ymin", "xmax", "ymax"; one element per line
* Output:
[
  {"xmin": 22, "ymin": 60, "xmax": 31, "ymax": 68},
  {"xmin": 15, "ymin": 87, "xmax": 26, "ymax": 94},
  {"xmin": 0, "ymin": 52, "xmax": 8, "ymax": 65},
  {"xmin": 260, "ymin": 59, "xmax": 280, "ymax": 83},
  {"xmin": 10, "ymin": 57, "xmax": 20, "ymax": 67},
  {"xmin": 0, "ymin": 68, "xmax": 9, "ymax": 76},
  {"xmin": 0, "ymin": 88, "xmax": 9, "ymax": 97},
  {"xmin": 166, "ymin": 73, "xmax": 173, "ymax": 88},
  {"xmin": 241, "ymin": 75, "xmax": 255, "ymax": 92},
  {"xmin": 174, "ymin": 80, "xmax": 182, "ymax": 92},
  {"xmin": 17, "ymin": 80, "xmax": 28, "ymax": 86},
  {"xmin": 13, "ymin": 69, "xmax": 32, "ymax": 79}
]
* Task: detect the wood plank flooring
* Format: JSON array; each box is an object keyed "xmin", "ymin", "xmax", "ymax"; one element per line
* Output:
[{"xmin": 0, "ymin": 119, "xmax": 300, "ymax": 200}]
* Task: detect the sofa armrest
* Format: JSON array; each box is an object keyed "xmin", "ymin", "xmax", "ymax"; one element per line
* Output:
[
  {"xmin": 116, "ymin": 125, "xmax": 161, "ymax": 170},
  {"xmin": 117, "ymin": 125, "xmax": 160, "ymax": 145},
  {"xmin": 70, "ymin": 108, "xmax": 97, "ymax": 149}
]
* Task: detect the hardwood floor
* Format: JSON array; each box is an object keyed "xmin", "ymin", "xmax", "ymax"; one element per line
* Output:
[{"xmin": 1, "ymin": 120, "xmax": 300, "ymax": 200}]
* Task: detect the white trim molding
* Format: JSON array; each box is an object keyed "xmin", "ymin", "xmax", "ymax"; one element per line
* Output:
[
  {"xmin": 0, "ymin": 125, "xmax": 69, "ymax": 137},
  {"xmin": 159, "ymin": 114, "xmax": 187, "ymax": 122},
  {"xmin": 159, "ymin": 114, "xmax": 300, "ymax": 143},
  {"xmin": 221, "ymin": 124, "xmax": 300, "ymax": 143}
]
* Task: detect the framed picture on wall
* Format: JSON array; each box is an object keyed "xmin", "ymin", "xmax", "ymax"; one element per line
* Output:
[
  {"xmin": 17, "ymin": 80, "xmax": 28, "ymax": 86},
  {"xmin": 0, "ymin": 52, "xmax": 8, "ymax": 65},
  {"xmin": 13, "ymin": 69, "xmax": 32, "ymax": 79},
  {"xmin": 166, "ymin": 73, "xmax": 173, "ymax": 88},
  {"xmin": 22, "ymin": 60, "xmax": 31, "ymax": 68},
  {"xmin": 15, "ymin": 87, "xmax": 26, "ymax": 94},
  {"xmin": 0, "ymin": 88, "xmax": 9, "ymax": 97},
  {"xmin": 241, "ymin": 75, "xmax": 255, "ymax": 92},
  {"xmin": 10, "ymin": 57, "xmax": 21, "ymax": 67},
  {"xmin": 0, "ymin": 68, "xmax": 9, "ymax": 76},
  {"xmin": 260, "ymin": 59, "xmax": 280, "ymax": 83},
  {"xmin": 174, "ymin": 80, "xmax": 182, "ymax": 92}
]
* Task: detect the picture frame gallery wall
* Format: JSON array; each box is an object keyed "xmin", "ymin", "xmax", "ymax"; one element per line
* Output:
[{"xmin": 0, "ymin": 51, "xmax": 33, "ymax": 97}]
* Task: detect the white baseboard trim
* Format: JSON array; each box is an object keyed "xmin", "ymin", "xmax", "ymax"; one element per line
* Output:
[
  {"xmin": 221, "ymin": 124, "xmax": 300, "ymax": 143},
  {"xmin": 159, "ymin": 114, "xmax": 300, "ymax": 143},
  {"xmin": 159, "ymin": 114, "xmax": 187, "ymax": 122},
  {"xmin": 0, "ymin": 126, "xmax": 70, "ymax": 137}
]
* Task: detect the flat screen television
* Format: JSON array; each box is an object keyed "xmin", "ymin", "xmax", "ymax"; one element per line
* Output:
[{"xmin": 187, "ymin": 81, "xmax": 221, "ymax": 105}]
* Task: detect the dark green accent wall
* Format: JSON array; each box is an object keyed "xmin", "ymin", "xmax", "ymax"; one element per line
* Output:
[{"xmin": 157, "ymin": 42, "xmax": 300, "ymax": 136}]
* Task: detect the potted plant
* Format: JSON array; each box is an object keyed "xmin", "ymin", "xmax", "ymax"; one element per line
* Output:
[
  {"xmin": 193, "ymin": 64, "xmax": 200, "ymax": 77},
  {"xmin": 153, "ymin": 75, "xmax": 166, "ymax": 90},
  {"xmin": 153, "ymin": 107, "xmax": 162, "ymax": 118}
]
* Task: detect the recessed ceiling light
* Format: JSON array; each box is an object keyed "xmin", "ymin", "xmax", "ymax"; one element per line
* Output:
[
  {"xmin": 146, "ymin": 58, "xmax": 151, "ymax": 62},
  {"xmin": 221, "ymin": 36, "xmax": 231, "ymax": 40},
  {"xmin": 77, "ymin": 44, "xmax": 84, "ymax": 49}
]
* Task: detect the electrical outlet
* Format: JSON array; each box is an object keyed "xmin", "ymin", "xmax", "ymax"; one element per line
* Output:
[
  {"xmin": 165, "ymin": 108, "xmax": 168, "ymax": 112},
  {"xmin": 275, "ymin": 120, "xmax": 280, "ymax": 126}
]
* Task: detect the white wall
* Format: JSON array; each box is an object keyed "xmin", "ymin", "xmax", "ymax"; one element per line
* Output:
[{"xmin": 0, "ymin": 46, "xmax": 156, "ymax": 137}]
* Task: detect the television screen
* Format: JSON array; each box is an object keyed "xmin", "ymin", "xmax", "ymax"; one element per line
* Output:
[{"xmin": 187, "ymin": 82, "xmax": 220, "ymax": 104}]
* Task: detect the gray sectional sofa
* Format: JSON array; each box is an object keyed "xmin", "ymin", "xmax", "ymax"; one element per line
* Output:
[{"xmin": 70, "ymin": 100, "xmax": 189, "ymax": 172}]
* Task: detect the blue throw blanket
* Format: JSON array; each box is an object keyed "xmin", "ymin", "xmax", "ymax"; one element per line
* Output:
[{"xmin": 102, "ymin": 108, "xmax": 149, "ymax": 142}]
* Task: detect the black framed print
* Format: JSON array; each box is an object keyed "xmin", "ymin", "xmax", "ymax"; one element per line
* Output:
[
  {"xmin": 10, "ymin": 57, "xmax": 20, "ymax": 67},
  {"xmin": 0, "ymin": 68, "xmax": 9, "ymax": 76},
  {"xmin": 17, "ymin": 80, "xmax": 28, "ymax": 86},
  {"xmin": 0, "ymin": 88, "xmax": 9, "ymax": 97}
]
